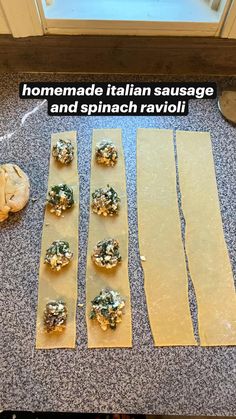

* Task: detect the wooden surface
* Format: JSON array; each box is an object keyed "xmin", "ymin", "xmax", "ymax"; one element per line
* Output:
[{"xmin": 0, "ymin": 34, "xmax": 236, "ymax": 74}]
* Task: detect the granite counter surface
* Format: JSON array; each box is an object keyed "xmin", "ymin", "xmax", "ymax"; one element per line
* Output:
[{"xmin": 0, "ymin": 73, "xmax": 235, "ymax": 415}]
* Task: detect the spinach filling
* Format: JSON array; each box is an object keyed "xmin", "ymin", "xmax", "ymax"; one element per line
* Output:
[
  {"xmin": 92, "ymin": 238, "xmax": 122, "ymax": 269},
  {"xmin": 44, "ymin": 240, "xmax": 73, "ymax": 271},
  {"xmin": 91, "ymin": 185, "xmax": 120, "ymax": 216},
  {"xmin": 44, "ymin": 300, "xmax": 67, "ymax": 332},
  {"xmin": 90, "ymin": 289, "xmax": 125, "ymax": 331},
  {"xmin": 95, "ymin": 140, "xmax": 118, "ymax": 167},
  {"xmin": 47, "ymin": 183, "xmax": 74, "ymax": 216},
  {"xmin": 52, "ymin": 139, "xmax": 74, "ymax": 165}
]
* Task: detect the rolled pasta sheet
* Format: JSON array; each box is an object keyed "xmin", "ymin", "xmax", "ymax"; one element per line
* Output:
[
  {"xmin": 137, "ymin": 129, "xmax": 196, "ymax": 346},
  {"xmin": 36, "ymin": 131, "xmax": 79, "ymax": 349},
  {"xmin": 176, "ymin": 130, "xmax": 236, "ymax": 346},
  {"xmin": 86, "ymin": 129, "xmax": 132, "ymax": 348}
]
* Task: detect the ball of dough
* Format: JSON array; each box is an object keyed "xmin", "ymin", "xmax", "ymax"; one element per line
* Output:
[{"xmin": 0, "ymin": 163, "xmax": 30, "ymax": 222}]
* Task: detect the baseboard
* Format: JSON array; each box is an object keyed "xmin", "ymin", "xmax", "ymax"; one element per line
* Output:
[{"xmin": 0, "ymin": 34, "xmax": 236, "ymax": 75}]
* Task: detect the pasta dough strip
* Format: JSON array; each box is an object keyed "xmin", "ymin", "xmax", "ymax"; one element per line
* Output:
[
  {"xmin": 86, "ymin": 129, "xmax": 132, "ymax": 348},
  {"xmin": 176, "ymin": 130, "xmax": 236, "ymax": 346},
  {"xmin": 36, "ymin": 131, "xmax": 79, "ymax": 349},
  {"xmin": 137, "ymin": 129, "xmax": 196, "ymax": 346}
]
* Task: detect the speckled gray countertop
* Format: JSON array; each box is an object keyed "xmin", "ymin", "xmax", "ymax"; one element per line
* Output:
[{"xmin": 0, "ymin": 73, "xmax": 236, "ymax": 416}]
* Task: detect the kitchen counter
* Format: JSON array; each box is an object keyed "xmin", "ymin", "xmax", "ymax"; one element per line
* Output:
[{"xmin": 0, "ymin": 73, "xmax": 235, "ymax": 415}]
